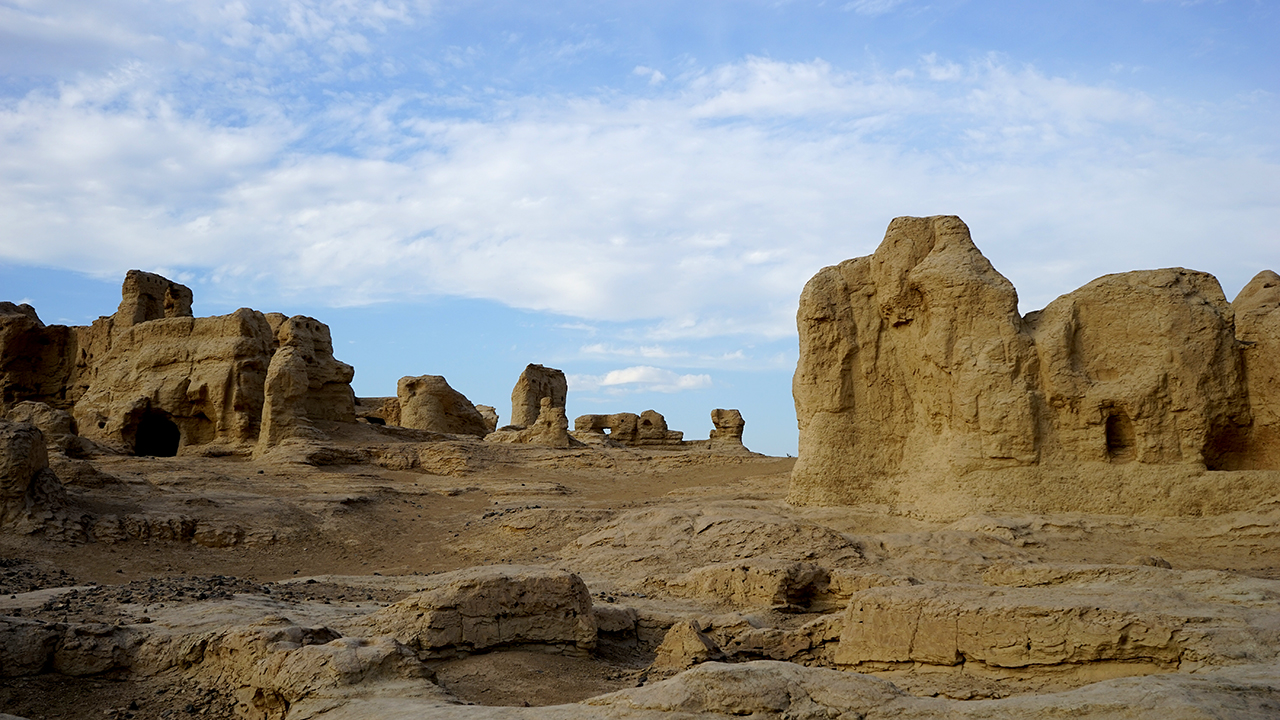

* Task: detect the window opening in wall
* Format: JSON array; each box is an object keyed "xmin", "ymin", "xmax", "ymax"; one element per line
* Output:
[
  {"xmin": 1105, "ymin": 412, "xmax": 1135, "ymax": 463},
  {"xmin": 135, "ymin": 412, "xmax": 180, "ymax": 457}
]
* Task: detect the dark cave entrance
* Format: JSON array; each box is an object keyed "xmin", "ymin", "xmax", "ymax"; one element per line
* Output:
[
  {"xmin": 135, "ymin": 411, "xmax": 181, "ymax": 457},
  {"xmin": 1105, "ymin": 412, "xmax": 1135, "ymax": 463},
  {"xmin": 1203, "ymin": 422, "xmax": 1251, "ymax": 471}
]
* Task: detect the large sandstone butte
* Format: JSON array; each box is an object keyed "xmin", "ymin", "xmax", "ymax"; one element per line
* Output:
[
  {"xmin": 0, "ymin": 270, "xmax": 356, "ymax": 456},
  {"xmin": 791, "ymin": 215, "xmax": 1280, "ymax": 517}
]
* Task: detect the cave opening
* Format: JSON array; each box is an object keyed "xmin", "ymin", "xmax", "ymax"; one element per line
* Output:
[
  {"xmin": 1203, "ymin": 422, "xmax": 1251, "ymax": 471},
  {"xmin": 1105, "ymin": 412, "xmax": 1135, "ymax": 463},
  {"xmin": 135, "ymin": 411, "xmax": 181, "ymax": 457}
]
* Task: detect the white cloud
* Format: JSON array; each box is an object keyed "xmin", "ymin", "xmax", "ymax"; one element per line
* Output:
[
  {"xmin": 568, "ymin": 366, "xmax": 712, "ymax": 394},
  {"xmin": 0, "ymin": 50, "xmax": 1276, "ymax": 341},
  {"xmin": 633, "ymin": 65, "xmax": 666, "ymax": 85}
]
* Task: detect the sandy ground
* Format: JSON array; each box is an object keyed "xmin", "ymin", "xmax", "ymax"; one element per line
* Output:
[{"xmin": 3, "ymin": 431, "xmax": 1279, "ymax": 718}]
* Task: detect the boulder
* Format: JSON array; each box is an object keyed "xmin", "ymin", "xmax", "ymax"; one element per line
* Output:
[
  {"xmin": 510, "ymin": 364, "xmax": 567, "ymax": 428},
  {"xmin": 0, "ymin": 616, "xmax": 59, "ymax": 677},
  {"xmin": 680, "ymin": 559, "xmax": 829, "ymax": 609},
  {"xmin": 5, "ymin": 401, "xmax": 91, "ymax": 456},
  {"xmin": 636, "ymin": 410, "xmax": 683, "ymax": 446},
  {"xmin": 651, "ymin": 620, "xmax": 722, "ymax": 673},
  {"xmin": 188, "ymin": 617, "xmax": 427, "ymax": 717},
  {"xmin": 359, "ymin": 565, "xmax": 596, "ymax": 658},
  {"xmin": 396, "ymin": 375, "xmax": 488, "ymax": 437}
]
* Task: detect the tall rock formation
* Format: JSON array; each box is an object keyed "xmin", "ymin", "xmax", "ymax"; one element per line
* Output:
[
  {"xmin": 257, "ymin": 314, "xmax": 356, "ymax": 448},
  {"xmin": 1, "ymin": 271, "xmax": 356, "ymax": 456},
  {"xmin": 510, "ymin": 364, "xmax": 567, "ymax": 428},
  {"xmin": 792, "ymin": 216, "xmax": 1038, "ymax": 505},
  {"xmin": 1234, "ymin": 270, "xmax": 1280, "ymax": 469},
  {"xmin": 709, "ymin": 409, "xmax": 747, "ymax": 452},
  {"xmin": 791, "ymin": 216, "xmax": 1280, "ymax": 516}
]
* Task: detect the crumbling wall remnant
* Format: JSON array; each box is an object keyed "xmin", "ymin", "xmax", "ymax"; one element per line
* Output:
[
  {"xmin": 791, "ymin": 215, "xmax": 1280, "ymax": 516},
  {"xmin": 1, "ymin": 271, "xmax": 357, "ymax": 456}
]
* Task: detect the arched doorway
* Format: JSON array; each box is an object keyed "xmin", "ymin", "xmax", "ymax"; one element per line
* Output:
[
  {"xmin": 135, "ymin": 411, "xmax": 181, "ymax": 457},
  {"xmin": 1105, "ymin": 411, "xmax": 1135, "ymax": 463}
]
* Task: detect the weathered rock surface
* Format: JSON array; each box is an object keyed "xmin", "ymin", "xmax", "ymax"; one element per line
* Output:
[
  {"xmin": 578, "ymin": 659, "xmax": 1280, "ymax": 719},
  {"xmin": 573, "ymin": 410, "xmax": 684, "ymax": 447},
  {"xmin": 5, "ymin": 401, "xmax": 93, "ymax": 457},
  {"xmin": 488, "ymin": 397, "xmax": 577, "ymax": 448},
  {"xmin": 510, "ymin": 364, "xmax": 567, "ymax": 428},
  {"xmin": 1, "ymin": 272, "xmax": 357, "ymax": 456},
  {"xmin": 354, "ymin": 396, "xmax": 400, "ymax": 425},
  {"xmin": 0, "ymin": 302, "xmax": 76, "ymax": 410},
  {"xmin": 115, "ymin": 269, "xmax": 193, "ymax": 327},
  {"xmin": 1030, "ymin": 268, "xmax": 1249, "ymax": 469},
  {"xmin": 1235, "ymin": 270, "xmax": 1280, "ymax": 470},
  {"xmin": 0, "ymin": 421, "xmax": 65, "ymax": 526},
  {"xmin": 651, "ymin": 620, "xmax": 722, "ymax": 673},
  {"xmin": 475, "ymin": 404, "xmax": 500, "ymax": 433},
  {"xmin": 396, "ymin": 375, "xmax": 489, "ymax": 437},
  {"xmin": 791, "ymin": 215, "xmax": 1280, "ymax": 515},
  {"xmin": 708, "ymin": 409, "xmax": 746, "ymax": 451},
  {"xmin": 679, "ymin": 559, "xmax": 830, "ymax": 610},
  {"xmin": 359, "ymin": 565, "xmax": 597, "ymax": 658}
]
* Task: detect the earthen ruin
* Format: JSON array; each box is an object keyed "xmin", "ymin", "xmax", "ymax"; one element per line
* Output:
[
  {"xmin": 573, "ymin": 410, "xmax": 684, "ymax": 446},
  {"xmin": 791, "ymin": 215, "xmax": 1280, "ymax": 516},
  {"xmin": 2, "ymin": 250, "xmax": 1278, "ymax": 720},
  {"xmin": 510, "ymin": 364, "xmax": 567, "ymax": 429},
  {"xmin": 0, "ymin": 271, "xmax": 356, "ymax": 457}
]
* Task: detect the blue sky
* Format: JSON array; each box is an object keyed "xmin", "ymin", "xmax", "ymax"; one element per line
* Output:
[{"xmin": 2, "ymin": 0, "xmax": 1277, "ymax": 456}]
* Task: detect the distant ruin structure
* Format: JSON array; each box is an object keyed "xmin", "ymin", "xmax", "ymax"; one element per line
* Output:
[
  {"xmin": 488, "ymin": 397, "xmax": 574, "ymax": 448},
  {"xmin": 396, "ymin": 375, "xmax": 490, "ymax": 438},
  {"xmin": 0, "ymin": 271, "xmax": 356, "ymax": 455},
  {"xmin": 572, "ymin": 409, "xmax": 751, "ymax": 453},
  {"xmin": 510, "ymin": 364, "xmax": 567, "ymax": 428},
  {"xmin": 573, "ymin": 410, "xmax": 684, "ymax": 447},
  {"xmin": 791, "ymin": 216, "xmax": 1280, "ymax": 516},
  {"xmin": 708, "ymin": 409, "xmax": 747, "ymax": 452}
]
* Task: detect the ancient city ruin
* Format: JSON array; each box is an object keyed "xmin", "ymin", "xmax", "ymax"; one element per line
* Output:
[
  {"xmin": 1, "ymin": 217, "xmax": 1279, "ymax": 719},
  {"xmin": 791, "ymin": 215, "xmax": 1280, "ymax": 517}
]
